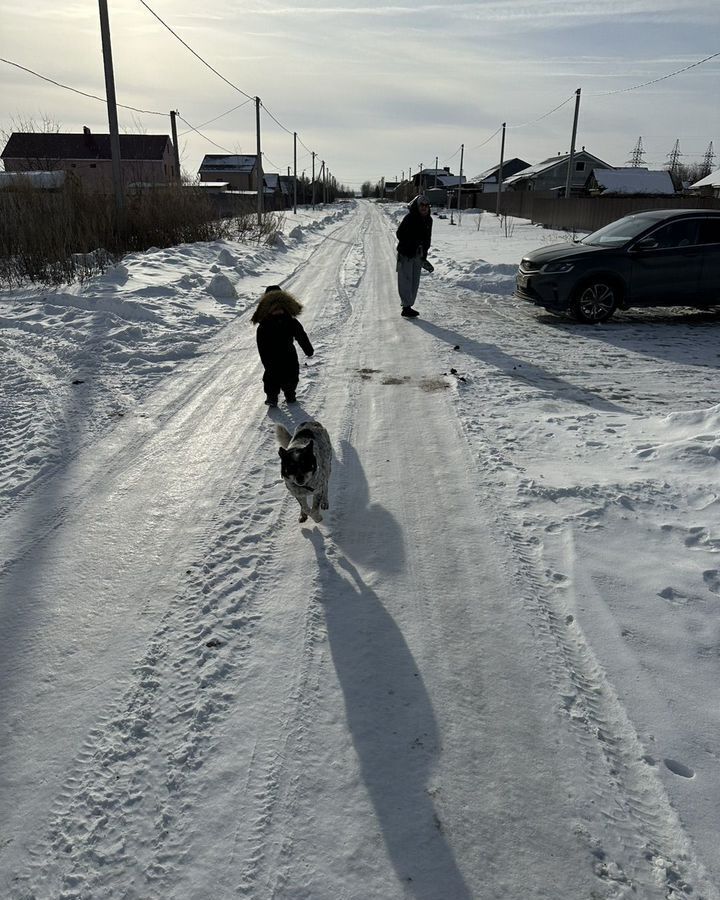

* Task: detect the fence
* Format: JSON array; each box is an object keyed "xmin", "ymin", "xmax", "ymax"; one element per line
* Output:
[{"xmin": 462, "ymin": 190, "xmax": 720, "ymax": 232}]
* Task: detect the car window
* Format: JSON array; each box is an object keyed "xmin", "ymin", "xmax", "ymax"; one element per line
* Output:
[
  {"xmin": 581, "ymin": 214, "xmax": 658, "ymax": 247},
  {"xmin": 644, "ymin": 219, "xmax": 700, "ymax": 249},
  {"xmin": 698, "ymin": 218, "xmax": 720, "ymax": 245}
]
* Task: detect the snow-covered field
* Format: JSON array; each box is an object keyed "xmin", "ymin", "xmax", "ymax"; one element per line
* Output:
[{"xmin": 2, "ymin": 199, "xmax": 720, "ymax": 899}]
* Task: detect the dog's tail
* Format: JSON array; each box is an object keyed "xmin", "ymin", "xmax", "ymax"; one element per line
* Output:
[{"xmin": 275, "ymin": 424, "xmax": 292, "ymax": 448}]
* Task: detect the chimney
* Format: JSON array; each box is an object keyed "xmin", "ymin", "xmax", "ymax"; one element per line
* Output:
[{"xmin": 83, "ymin": 126, "xmax": 91, "ymax": 136}]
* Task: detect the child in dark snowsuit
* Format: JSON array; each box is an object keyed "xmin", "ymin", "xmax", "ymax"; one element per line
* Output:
[{"xmin": 251, "ymin": 285, "xmax": 314, "ymax": 406}]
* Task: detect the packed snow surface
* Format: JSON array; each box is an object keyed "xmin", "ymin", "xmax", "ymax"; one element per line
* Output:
[{"xmin": 1, "ymin": 200, "xmax": 720, "ymax": 899}]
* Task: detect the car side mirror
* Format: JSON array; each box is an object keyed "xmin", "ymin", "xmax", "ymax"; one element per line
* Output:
[{"xmin": 632, "ymin": 237, "xmax": 658, "ymax": 252}]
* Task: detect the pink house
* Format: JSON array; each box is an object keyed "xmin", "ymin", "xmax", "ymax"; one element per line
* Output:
[{"xmin": 0, "ymin": 127, "xmax": 177, "ymax": 191}]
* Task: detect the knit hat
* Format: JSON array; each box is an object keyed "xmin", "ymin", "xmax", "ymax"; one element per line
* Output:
[
  {"xmin": 264, "ymin": 284, "xmax": 283, "ymax": 293},
  {"xmin": 411, "ymin": 194, "xmax": 430, "ymax": 210}
]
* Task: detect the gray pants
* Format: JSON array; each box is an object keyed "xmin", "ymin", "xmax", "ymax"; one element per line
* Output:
[{"xmin": 397, "ymin": 252, "xmax": 423, "ymax": 308}]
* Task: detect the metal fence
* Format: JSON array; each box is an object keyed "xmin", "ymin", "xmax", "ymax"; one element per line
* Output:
[{"xmin": 463, "ymin": 191, "xmax": 720, "ymax": 232}]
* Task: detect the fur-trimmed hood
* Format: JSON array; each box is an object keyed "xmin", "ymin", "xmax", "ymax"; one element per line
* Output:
[{"xmin": 251, "ymin": 289, "xmax": 304, "ymax": 324}]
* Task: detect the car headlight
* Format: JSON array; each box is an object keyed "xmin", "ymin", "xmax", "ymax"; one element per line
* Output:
[{"xmin": 541, "ymin": 261, "xmax": 575, "ymax": 274}]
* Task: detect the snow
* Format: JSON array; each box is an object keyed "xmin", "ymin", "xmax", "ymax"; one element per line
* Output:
[{"xmin": 2, "ymin": 199, "xmax": 720, "ymax": 899}]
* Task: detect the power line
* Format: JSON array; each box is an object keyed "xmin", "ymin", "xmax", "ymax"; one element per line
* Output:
[
  {"xmin": 507, "ymin": 95, "xmax": 575, "ymax": 129},
  {"xmin": 594, "ymin": 50, "xmax": 720, "ymax": 96},
  {"xmin": 468, "ymin": 126, "xmax": 502, "ymax": 151},
  {"xmin": 176, "ymin": 115, "xmax": 234, "ymax": 154},
  {"xmin": 136, "ymin": 1, "xmax": 318, "ymax": 164},
  {"xmin": 137, "ymin": 0, "xmax": 255, "ymax": 101},
  {"xmin": 261, "ymin": 102, "xmax": 293, "ymax": 136},
  {"xmin": 179, "ymin": 98, "xmax": 254, "ymax": 136},
  {"xmin": 0, "ymin": 56, "xmax": 166, "ymax": 116}
]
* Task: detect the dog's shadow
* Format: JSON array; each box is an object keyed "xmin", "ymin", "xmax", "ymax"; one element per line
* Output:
[{"xmin": 330, "ymin": 439, "xmax": 405, "ymax": 575}]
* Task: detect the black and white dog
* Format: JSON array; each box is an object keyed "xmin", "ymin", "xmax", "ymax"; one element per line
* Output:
[{"xmin": 276, "ymin": 421, "xmax": 332, "ymax": 523}]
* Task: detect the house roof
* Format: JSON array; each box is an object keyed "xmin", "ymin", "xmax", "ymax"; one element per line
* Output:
[
  {"xmin": 503, "ymin": 151, "xmax": 611, "ymax": 185},
  {"xmin": 589, "ymin": 167, "xmax": 675, "ymax": 195},
  {"xmin": 690, "ymin": 168, "xmax": 720, "ymax": 189},
  {"xmin": 471, "ymin": 158, "xmax": 531, "ymax": 182},
  {"xmin": 199, "ymin": 154, "xmax": 257, "ymax": 173},
  {"xmin": 436, "ymin": 175, "xmax": 466, "ymax": 188},
  {"xmin": 1, "ymin": 132, "xmax": 171, "ymax": 161}
]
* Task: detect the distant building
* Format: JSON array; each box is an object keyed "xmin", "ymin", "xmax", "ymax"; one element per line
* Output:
[
  {"xmin": 469, "ymin": 158, "xmax": 531, "ymax": 193},
  {"xmin": 586, "ymin": 167, "xmax": 676, "ymax": 196},
  {"xmin": 198, "ymin": 154, "xmax": 259, "ymax": 191},
  {"xmin": 688, "ymin": 168, "xmax": 720, "ymax": 198},
  {"xmin": 503, "ymin": 150, "xmax": 612, "ymax": 195},
  {"xmin": 0, "ymin": 128, "xmax": 177, "ymax": 191}
]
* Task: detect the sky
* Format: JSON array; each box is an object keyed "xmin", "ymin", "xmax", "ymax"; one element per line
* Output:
[{"xmin": 1, "ymin": 0, "xmax": 718, "ymax": 188}]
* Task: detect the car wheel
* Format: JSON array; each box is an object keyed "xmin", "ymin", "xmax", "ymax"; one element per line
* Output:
[{"xmin": 570, "ymin": 280, "xmax": 618, "ymax": 323}]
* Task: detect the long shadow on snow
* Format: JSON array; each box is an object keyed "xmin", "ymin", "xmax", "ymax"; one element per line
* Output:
[
  {"xmin": 414, "ymin": 317, "xmax": 628, "ymax": 414},
  {"xmin": 330, "ymin": 440, "xmax": 405, "ymax": 575},
  {"xmin": 538, "ymin": 308, "xmax": 720, "ymax": 371},
  {"xmin": 306, "ymin": 529, "xmax": 472, "ymax": 900}
]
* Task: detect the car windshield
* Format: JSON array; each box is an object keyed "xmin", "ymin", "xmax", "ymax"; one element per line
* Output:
[{"xmin": 581, "ymin": 214, "xmax": 658, "ymax": 247}]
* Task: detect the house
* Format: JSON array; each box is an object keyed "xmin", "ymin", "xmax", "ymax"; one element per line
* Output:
[
  {"xmin": 688, "ymin": 168, "xmax": 720, "ymax": 198},
  {"xmin": 413, "ymin": 167, "xmax": 460, "ymax": 191},
  {"xmin": 382, "ymin": 180, "xmax": 399, "ymax": 199},
  {"xmin": 469, "ymin": 158, "xmax": 531, "ymax": 193},
  {"xmin": 262, "ymin": 173, "xmax": 284, "ymax": 209},
  {"xmin": 0, "ymin": 128, "xmax": 177, "ymax": 191},
  {"xmin": 503, "ymin": 150, "xmax": 612, "ymax": 195},
  {"xmin": 198, "ymin": 154, "xmax": 259, "ymax": 191},
  {"xmin": 586, "ymin": 167, "xmax": 676, "ymax": 196}
]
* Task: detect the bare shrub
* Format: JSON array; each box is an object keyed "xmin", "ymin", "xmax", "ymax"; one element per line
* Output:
[
  {"xmin": 0, "ymin": 182, "xmax": 241, "ymax": 287},
  {"xmin": 231, "ymin": 210, "xmax": 286, "ymax": 245}
]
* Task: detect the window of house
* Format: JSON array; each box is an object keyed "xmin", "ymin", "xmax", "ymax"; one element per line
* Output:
[
  {"xmin": 575, "ymin": 161, "xmax": 586, "ymax": 172},
  {"xmin": 90, "ymin": 164, "xmax": 97, "ymax": 168},
  {"xmin": 71, "ymin": 163, "xmax": 77, "ymax": 168},
  {"xmin": 164, "ymin": 164, "xmax": 167, "ymax": 175}
]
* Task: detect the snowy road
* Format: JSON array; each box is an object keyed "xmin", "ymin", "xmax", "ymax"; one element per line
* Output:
[{"xmin": 2, "ymin": 201, "xmax": 720, "ymax": 898}]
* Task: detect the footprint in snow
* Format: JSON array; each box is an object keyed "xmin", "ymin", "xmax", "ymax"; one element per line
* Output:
[
  {"xmin": 703, "ymin": 570, "xmax": 720, "ymax": 594},
  {"xmin": 664, "ymin": 759, "xmax": 695, "ymax": 779}
]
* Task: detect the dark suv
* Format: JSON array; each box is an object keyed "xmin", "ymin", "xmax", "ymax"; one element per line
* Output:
[{"xmin": 515, "ymin": 208, "xmax": 720, "ymax": 322}]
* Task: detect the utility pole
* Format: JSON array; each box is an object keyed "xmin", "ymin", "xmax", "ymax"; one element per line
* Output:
[
  {"xmin": 311, "ymin": 151, "xmax": 316, "ymax": 209},
  {"xmin": 457, "ymin": 143, "xmax": 464, "ymax": 225},
  {"xmin": 434, "ymin": 156, "xmax": 438, "ymax": 188},
  {"xmin": 255, "ymin": 97, "xmax": 263, "ymax": 225},
  {"xmin": 496, "ymin": 122, "xmax": 506, "ymax": 216},
  {"xmin": 319, "ymin": 160, "xmax": 325, "ymax": 204},
  {"xmin": 169, "ymin": 110, "xmax": 181, "ymax": 183},
  {"xmin": 97, "ymin": 0, "xmax": 123, "ymax": 216},
  {"xmin": 293, "ymin": 131, "xmax": 297, "ymax": 214},
  {"xmin": 563, "ymin": 88, "xmax": 581, "ymax": 200}
]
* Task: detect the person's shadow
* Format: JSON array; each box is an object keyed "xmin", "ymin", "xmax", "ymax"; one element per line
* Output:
[
  {"xmin": 305, "ymin": 529, "xmax": 473, "ymax": 899},
  {"xmin": 330, "ymin": 439, "xmax": 405, "ymax": 574}
]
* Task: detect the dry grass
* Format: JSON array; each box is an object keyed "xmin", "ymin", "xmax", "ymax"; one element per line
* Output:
[{"xmin": 0, "ymin": 182, "xmax": 285, "ymax": 287}]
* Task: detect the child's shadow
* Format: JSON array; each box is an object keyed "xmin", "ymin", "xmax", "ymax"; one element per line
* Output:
[
  {"xmin": 266, "ymin": 400, "xmax": 314, "ymax": 425},
  {"xmin": 331, "ymin": 439, "xmax": 405, "ymax": 575}
]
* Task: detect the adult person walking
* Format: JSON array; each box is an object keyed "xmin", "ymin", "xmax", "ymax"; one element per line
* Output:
[{"xmin": 395, "ymin": 193, "xmax": 434, "ymax": 318}]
